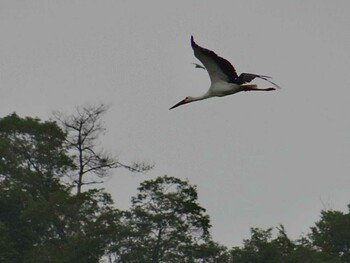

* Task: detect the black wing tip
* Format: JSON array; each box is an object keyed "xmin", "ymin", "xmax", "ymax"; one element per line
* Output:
[
  {"xmin": 190, "ymin": 35, "xmax": 196, "ymax": 48},
  {"xmin": 236, "ymin": 73, "xmax": 281, "ymax": 89},
  {"xmin": 258, "ymin": 75, "xmax": 281, "ymax": 89},
  {"xmin": 259, "ymin": 75, "xmax": 273, "ymax": 79}
]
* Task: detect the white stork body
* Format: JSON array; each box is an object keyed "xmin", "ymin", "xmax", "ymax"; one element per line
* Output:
[{"xmin": 169, "ymin": 36, "xmax": 279, "ymax": 110}]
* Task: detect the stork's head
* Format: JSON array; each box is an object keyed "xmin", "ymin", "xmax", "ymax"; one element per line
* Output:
[{"xmin": 169, "ymin": 97, "xmax": 192, "ymax": 110}]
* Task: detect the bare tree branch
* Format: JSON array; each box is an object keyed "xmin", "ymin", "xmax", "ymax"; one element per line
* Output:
[{"xmin": 53, "ymin": 104, "xmax": 153, "ymax": 194}]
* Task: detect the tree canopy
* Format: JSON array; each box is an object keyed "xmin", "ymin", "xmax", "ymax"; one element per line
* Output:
[
  {"xmin": 0, "ymin": 113, "xmax": 72, "ymax": 184},
  {"xmin": 0, "ymin": 112, "xmax": 349, "ymax": 263},
  {"xmin": 110, "ymin": 176, "xmax": 226, "ymax": 262},
  {"xmin": 0, "ymin": 113, "xmax": 120, "ymax": 263}
]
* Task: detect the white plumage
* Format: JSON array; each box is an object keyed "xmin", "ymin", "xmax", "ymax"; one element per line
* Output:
[{"xmin": 170, "ymin": 36, "xmax": 280, "ymax": 110}]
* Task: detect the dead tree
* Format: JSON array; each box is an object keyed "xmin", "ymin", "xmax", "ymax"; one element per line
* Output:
[{"xmin": 53, "ymin": 104, "xmax": 153, "ymax": 194}]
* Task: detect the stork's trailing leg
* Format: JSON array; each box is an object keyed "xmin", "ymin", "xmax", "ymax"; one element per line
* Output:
[{"xmin": 242, "ymin": 84, "xmax": 275, "ymax": 92}]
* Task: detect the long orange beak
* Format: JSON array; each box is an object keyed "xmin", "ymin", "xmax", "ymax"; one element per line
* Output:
[{"xmin": 169, "ymin": 99, "xmax": 187, "ymax": 110}]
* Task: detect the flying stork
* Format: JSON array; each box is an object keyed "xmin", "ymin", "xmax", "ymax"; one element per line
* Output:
[{"xmin": 169, "ymin": 36, "xmax": 280, "ymax": 110}]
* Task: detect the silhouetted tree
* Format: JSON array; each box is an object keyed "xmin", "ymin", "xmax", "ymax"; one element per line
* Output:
[
  {"xmin": 310, "ymin": 208, "xmax": 350, "ymax": 262},
  {"xmin": 110, "ymin": 175, "xmax": 225, "ymax": 262},
  {"xmin": 0, "ymin": 113, "xmax": 73, "ymax": 196},
  {"xmin": 53, "ymin": 104, "xmax": 153, "ymax": 194},
  {"xmin": 229, "ymin": 225, "xmax": 340, "ymax": 263},
  {"xmin": 0, "ymin": 113, "xmax": 121, "ymax": 263}
]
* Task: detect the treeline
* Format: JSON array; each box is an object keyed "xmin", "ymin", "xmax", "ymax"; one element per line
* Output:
[{"xmin": 0, "ymin": 106, "xmax": 349, "ymax": 263}]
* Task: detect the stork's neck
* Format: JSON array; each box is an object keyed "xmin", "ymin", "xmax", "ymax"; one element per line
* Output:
[{"xmin": 188, "ymin": 92, "xmax": 212, "ymax": 103}]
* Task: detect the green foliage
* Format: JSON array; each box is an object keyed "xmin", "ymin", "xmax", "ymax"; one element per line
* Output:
[
  {"xmin": 22, "ymin": 189, "xmax": 121, "ymax": 263},
  {"xmin": 0, "ymin": 113, "xmax": 120, "ymax": 263},
  {"xmin": 1, "ymin": 112, "xmax": 350, "ymax": 263},
  {"xmin": 0, "ymin": 170, "xmax": 121, "ymax": 263},
  {"xmin": 0, "ymin": 113, "xmax": 73, "ymax": 182},
  {"xmin": 192, "ymin": 240, "xmax": 231, "ymax": 262},
  {"xmin": 229, "ymin": 225, "xmax": 341, "ymax": 263},
  {"xmin": 110, "ymin": 175, "xmax": 224, "ymax": 262},
  {"xmin": 0, "ymin": 113, "xmax": 74, "ymax": 262},
  {"xmin": 310, "ymin": 209, "xmax": 350, "ymax": 262}
]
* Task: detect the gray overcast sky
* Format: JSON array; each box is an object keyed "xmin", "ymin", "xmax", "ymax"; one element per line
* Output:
[{"xmin": 1, "ymin": 1, "xmax": 350, "ymax": 246}]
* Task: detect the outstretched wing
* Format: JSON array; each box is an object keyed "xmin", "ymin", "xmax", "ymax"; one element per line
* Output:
[
  {"xmin": 236, "ymin": 73, "xmax": 281, "ymax": 89},
  {"xmin": 191, "ymin": 36, "xmax": 238, "ymax": 84},
  {"xmin": 190, "ymin": 36, "xmax": 280, "ymax": 89}
]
